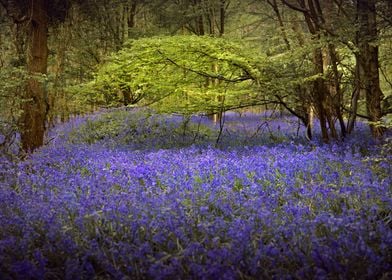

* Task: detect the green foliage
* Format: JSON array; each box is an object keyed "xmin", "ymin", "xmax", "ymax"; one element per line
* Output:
[
  {"xmin": 89, "ymin": 35, "xmax": 267, "ymax": 114},
  {"xmin": 68, "ymin": 109, "xmax": 216, "ymax": 148},
  {"xmin": 69, "ymin": 111, "xmax": 126, "ymax": 144},
  {"xmin": 0, "ymin": 66, "xmax": 27, "ymax": 153},
  {"xmin": 0, "ymin": 67, "xmax": 27, "ymax": 120}
]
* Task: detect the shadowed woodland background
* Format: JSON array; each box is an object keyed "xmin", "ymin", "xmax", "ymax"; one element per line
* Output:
[{"xmin": 0, "ymin": 0, "xmax": 391, "ymax": 152}]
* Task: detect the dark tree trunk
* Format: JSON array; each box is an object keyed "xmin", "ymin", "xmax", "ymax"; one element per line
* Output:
[
  {"xmin": 357, "ymin": 0, "xmax": 384, "ymax": 138},
  {"xmin": 194, "ymin": 0, "xmax": 205, "ymax": 35},
  {"xmin": 21, "ymin": 0, "xmax": 48, "ymax": 152},
  {"xmin": 123, "ymin": 89, "xmax": 131, "ymax": 106},
  {"xmin": 326, "ymin": 45, "xmax": 346, "ymax": 138},
  {"xmin": 128, "ymin": 1, "xmax": 137, "ymax": 29},
  {"xmin": 282, "ymin": 0, "xmax": 337, "ymax": 143},
  {"xmin": 219, "ymin": 0, "xmax": 225, "ymax": 36},
  {"xmin": 347, "ymin": 55, "xmax": 362, "ymax": 134},
  {"xmin": 313, "ymin": 48, "xmax": 329, "ymax": 143}
]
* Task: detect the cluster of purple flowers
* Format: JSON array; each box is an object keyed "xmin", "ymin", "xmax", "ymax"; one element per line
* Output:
[{"xmin": 0, "ymin": 109, "xmax": 391, "ymax": 279}]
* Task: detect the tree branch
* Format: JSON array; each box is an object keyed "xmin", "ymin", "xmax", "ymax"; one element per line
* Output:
[
  {"xmin": 190, "ymin": 48, "xmax": 259, "ymax": 81},
  {"xmin": 281, "ymin": 0, "xmax": 308, "ymax": 13},
  {"xmin": 157, "ymin": 50, "xmax": 253, "ymax": 83},
  {"xmin": 342, "ymin": 107, "xmax": 371, "ymax": 120},
  {"xmin": 274, "ymin": 94, "xmax": 307, "ymax": 124}
]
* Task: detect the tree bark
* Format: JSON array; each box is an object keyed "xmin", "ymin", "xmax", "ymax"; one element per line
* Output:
[
  {"xmin": 327, "ymin": 44, "xmax": 346, "ymax": 138},
  {"xmin": 219, "ymin": 0, "xmax": 225, "ymax": 36},
  {"xmin": 356, "ymin": 0, "xmax": 384, "ymax": 138},
  {"xmin": 122, "ymin": 88, "xmax": 132, "ymax": 106},
  {"xmin": 347, "ymin": 54, "xmax": 362, "ymax": 134},
  {"xmin": 322, "ymin": 0, "xmax": 346, "ymax": 138},
  {"xmin": 313, "ymin": 48, "xmax": 329, "ymax": 143},
  {"xmin": 21, "ymin": 0, "xmax": 49, "ymax": 152},
  {"xmin": 195, "ymin": 0, "xmax": 205, "ymax": 35}
]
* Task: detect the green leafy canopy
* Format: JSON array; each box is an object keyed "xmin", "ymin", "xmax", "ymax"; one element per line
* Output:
[{"xmin": 88, "ymin": 35, "xmax": 269, "ymax": 114}]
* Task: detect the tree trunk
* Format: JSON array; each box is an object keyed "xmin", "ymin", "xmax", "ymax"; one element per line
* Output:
[
  {"xmin": 21, "ymin": 0, "xmax": 48, "ymax": 152},
  {"xmin": 322, "ymin": 1, "xmax": 346, "ymax": 138},
  {"xmin": 282, "ymin": 0, "xmax": 335, "ymax": 143},
  {"xmin": 123, "ymin": 89, "xmax": 132, "ymax": 106},
  {"xmin": 128, "ymin": 1, "xmax": 137, "ymax": 29},
  {"xmin": 313, "ymin": 48, "xmax": 329, "ymax": 143},
  {"xmin": 195, "ymin": 0, "xmax": 205, "ymax": 35},
  {"xmin": 347, "ymin": 55, "xmax": 362, "ymax": 134},
  {"xmin": 219, "ymin": 0, "xmax": 225, "ymax": 36},
  {"xmin": 357, "ymin": 0, "xmax": 384, "ymax": 138}
]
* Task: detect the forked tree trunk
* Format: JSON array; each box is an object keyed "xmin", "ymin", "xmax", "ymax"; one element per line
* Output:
[
  {"xmin": 21, "ymin": 0, "xmax": 48, "ymax": 152},
  {"xmin": 283, "ymin": 0, "xmax": 336, "ymax": 143},
  {"xmin": 313, "ymin": 48, "xmax": 330, "ymax": 143},
  {"xmin": 323, "ymin": 1, "xmax": 346, "ymax": 138}
]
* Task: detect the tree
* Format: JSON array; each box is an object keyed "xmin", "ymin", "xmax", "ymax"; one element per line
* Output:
[
  {"xmin": 278, "ymin": 0, "xmax": 348, "ymax": 142},
  {"xmin": 0, "ymin": 0, "xmax": 73, "ymax": 152},
  {"xmin": 1, "ymin": 0, "xmax": 389, "ymax": 149},
  {"xmin": 0, "ymin": 0, "xmax": 49, "ymax": 152},
  {"xmin": 22, "ymin": 0, "xmax": 49, "ymax": 152},
  {"xmin": 88, "ymin": 35, "xmax": 268, "ymax": 114},
  {"xmin": 278, "ymin": 0, "xmax": 388, "ymax": 140},
  {"xmin": 356, "ymin": 0, "xmax": 385, "ymax": 138},
  {"xmin": 149, "ymin": 0, "xmax": 228, "ymax": 36}
]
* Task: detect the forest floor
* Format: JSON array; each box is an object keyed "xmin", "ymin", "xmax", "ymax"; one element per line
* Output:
[{"xmin": 0, "ymin": 108, "xmax": 391, "ymax": 279}]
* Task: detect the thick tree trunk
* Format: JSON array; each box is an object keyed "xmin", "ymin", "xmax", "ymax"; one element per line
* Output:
[
  {"xmin": 357, "ymin": 0, "xmax": 384, "ymax": 138},
  {"xmin": 21, "ymin": 0, "xmax": 48, "ymax": 152}
]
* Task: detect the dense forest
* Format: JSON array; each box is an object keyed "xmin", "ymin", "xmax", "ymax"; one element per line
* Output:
[{"xmin": 0, "ymin": 0, "xmax": 391, "ymax": 279}]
